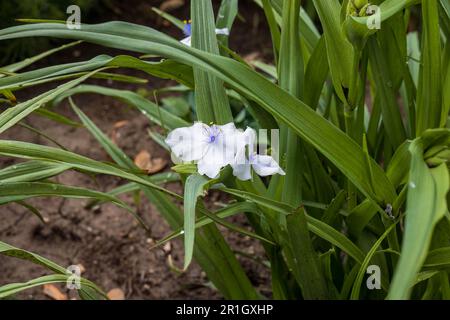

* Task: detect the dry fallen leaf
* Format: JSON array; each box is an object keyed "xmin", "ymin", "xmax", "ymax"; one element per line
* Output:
[
  {"xmin": 147, "ymin": 157, "xmax": 167, "ymax": 174},
  {"xmin": 43, "ymin": 284, "xmax": 68, "ymax": 300},
  {"xmin": 134, "ymin": 150, "xmax": 152, "ymax": 169},
  {"xmin": 244, "ymin": 52, "xmax": 261, "ymax": 64},
  {"xmin": 160, "ymin": 0, "xmax": 184, "ymax": 12},
  {"xmin": 134, "ymin": 150, "xmax": 167, "ymax": 174},
  {"xmin": 107, "ymin": 288, "xmax": 125, "ymax": 300},
  {"xmin": 110, "ymin": 120, "xmax": 130, "ymax": 144},
  {"xmin": 113, "ymin": 120, "xmax": 129, "ymax": 129}
]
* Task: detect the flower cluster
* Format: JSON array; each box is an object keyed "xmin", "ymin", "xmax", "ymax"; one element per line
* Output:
[{"xmin": 165, "ymin": 122, "xmax": 285, "ymax": 180}]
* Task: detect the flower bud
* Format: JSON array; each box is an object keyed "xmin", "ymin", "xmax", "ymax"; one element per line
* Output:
[
  {"xmin": 354, "ymin": 0, "xmax": 369, "ymax": 10},
  {"xmin": 344, "ymin": 0, "xmax": 375, "ymax": 50},
  {"xmin": 347, "ymin": 0, "xmax": 370, "ymax": 17}
]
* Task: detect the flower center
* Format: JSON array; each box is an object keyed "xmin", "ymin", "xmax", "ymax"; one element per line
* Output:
[{"xmin": 206, "ymin": 125, "xmax": 221, "ymax": 144}]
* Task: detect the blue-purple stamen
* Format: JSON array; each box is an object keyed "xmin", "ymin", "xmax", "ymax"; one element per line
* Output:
[
  {"xmin": 183, "ymin": 22, "xmax": 192, "ymax": 37},
  {"xmin": 206, "ymin": 125, "xmax": 220, "ymax": 144}
]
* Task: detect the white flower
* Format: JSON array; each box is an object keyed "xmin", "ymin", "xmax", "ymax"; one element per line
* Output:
[
  {"xmin": 165, "ymin": 122, "xmax": 239, "ymax": 178},
  {"xmin": 231, "ymin": 128, "xmax": 285, "ymax": 181},
  {"xmin": 165, "ymin": 122, "xmax": 285, "ymax": 180}
]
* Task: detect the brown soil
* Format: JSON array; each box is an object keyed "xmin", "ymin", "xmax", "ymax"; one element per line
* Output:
[{"xmin": 0, "ymin": 1, "xmax": 273, "ymax": 299}]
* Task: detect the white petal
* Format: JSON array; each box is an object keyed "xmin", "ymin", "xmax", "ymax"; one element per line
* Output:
[
  {"xmin": 232, "ymin": 162, "xmax": 252, "ymax": 180},
  {"xmin": 180, "ymin": 36, "xmax": 191, "ymax": 46},
  {"xmin": 222, "ymin": 125, "xmax": 253, "ymax": 159},
  {"xmin": 231, "ymin": 147, "xmax": 251, "ymax": 180},
  {"xmin": 197, "ymin": 138, "xmax": 234, "ymax": 178},
  {"xmin": 242, "ymin": 127, "xmax": 257, "ymax": 153},
  {"xmin": 211, "ymin": 123, "xmax": 240, "ymax": 165},
  {"xmin": 206, "ymin": 143, "xmax": 229, "ymax": 166},
  {"xmin": 251, "ymin": 154, "xmax": 285, "ymax": 177},
  {"xmin": 218, "ymin": 122, "xmax": 237, "ymax": 133},
  {"xmin": 165, "ymin": 122, "xmax": 207, "ymax": 162},
  {"xmin": 197, "ymin": 156, "xmax": 223, "ymax": 179}
]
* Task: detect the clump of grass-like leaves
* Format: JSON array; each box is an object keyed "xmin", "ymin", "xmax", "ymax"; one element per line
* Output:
[{"xmin": 0, "ymin": 0, "xmax": 449, "ymax": 300}]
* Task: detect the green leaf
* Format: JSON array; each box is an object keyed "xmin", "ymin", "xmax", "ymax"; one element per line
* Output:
[
  {"xmin": 35, "ymin": 108, "xmax": 82, "ymax": 127},
  {"xmin": 0, "ymin": 69, "xmax": 104, "ymax": 134},
  {"xmin": 260, "ymin": 0, "xmax": 281, "ymax": 58},
  {"xmin": 416, "ymin": 0, "xmax": 443, "ymax": 134},
  {"xmin": 254, "ymin": 0, "xmax": 320, "ymax": 54},
  {"xmin": 0, "ymin": 181, "xmax": 151, "ymax": 232},
  {"xmin": 15, "ymin": 200, "xmax": 45, "ymax": 223},
  {"xmin": 0, "ymin": 140, "xmax": 180, "ymax": 199},
  {"xmin": 367, "ymin": 38, "xmax": 407, "ymax": 149},
  {"xmin": 0, "ymin": 181, "xmax": 125, "ymax": 206},
  {"xmin": 216, "ymin": 0, "xmax": 238, "ymax": 48},
  {"xmin": 0, "ymin": 55, "xmax": 193, "ymax": 91},
  {"xmin": 57, "ymin": 85, "xmax": 189, "ymax": 130},
  {"xmin": 161, "ymin": 96, "xmax": 190, "ymax": 118},
  {"xmin": 183, "ymin": 174, "xmax": 210, "ymax": 270},
  {"xmin": 0, "ymin": 160, "xmax": 70, "ymax": 182},
  {"xmin": 2, "ymin": 40, "xmax": 82, "ymax": 74},
  {"xmin": 199, "ymin": 205, "xmax": 275, "ymax": 246},
  {"xmin": 70, "ymin": 99, "xmax": 135, "ymax": 168},
  {"xmin": 304, "ymin": 36, "xmax": 329, "ymax": 108},
  {"xmin": 312, "ymin": 0, "xmax": 354, "ymax": 102},
  {"xmin": 350, "ymin": 222, "xmax": 397, "ymax": 299},
  {"xmin": 424, "ymin": 247, "xmax": 450, "ymax": 269},
  {"xmin": 152, "ymin": 202, "xmax": 261, "ymax": 249},
  {"xmin": 0, "ymin": 55, "xmax": 110, "ymax": 91},
  {"xmin": 191, "ymin": 0, "xmax": 232, "ymax": 123},
  {"xmin": 219, "ymin": 187, "xmax": 365, "ymax": 264},
  {"xmin": 86, "ymin": 173, "xmax": 179, "ymax": 209},
  {"xmin": 0, "ymin": 240, "xmax": 105, "ymax": 299},
  {"xmin": 286, "ymin": 207, "xmax": 329, "ymax": 299},
  {"xmin": 279, "ymin": 0, "xmax": 303, "ymax": 206},
  {"xmin": 388, "ymin": 131, "xmax": 450, "ymax": 299},
  {"xmin": 151, "ymin": 7, "xmax": 184, "ymax": 30},
  {"xmin": 0, "ymin": 275, "xmax": 89, "ymax": 299}
]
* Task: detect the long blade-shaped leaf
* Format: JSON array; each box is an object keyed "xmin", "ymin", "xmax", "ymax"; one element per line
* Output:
[
  {"xmin": 388, "ymin": 131, "xmax": 450, "ymax": 299},
  {"xmin": 191, "ymin": 0, "xmax": 232, "ymax": 123},
  {"xmin": 416, "ymin": 0, "xmax": 443, "ymax": 134},
  {"xmin": 0, "ymin": 241, "xmax": 105, "ymax": 299},
  {"xmin": 0, "ymin": 140, "xmax": 179, "ymax": 198},
  {"xmin": 183, "ymin": 174, "xmax": 210, "ymax": 270},
  {"xmin": 0, "ymin": 69, "xmax": 104, "ymax": 134},
  {"xmin": 0, "ymin": 160, "xmax": 70, "ymax": 182},
  {"xmin": 57, "ymin": 85, "xmax": 189, "ymax": 130},
  {"xmin": 312, "ymin": 0, "xmax": 353, "ymax": 102}
]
